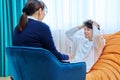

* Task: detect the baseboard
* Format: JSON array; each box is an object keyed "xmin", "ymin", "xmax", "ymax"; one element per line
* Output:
[{"xmin": 0, "ymin": 76, "xmax": 11, "ymax": 80}]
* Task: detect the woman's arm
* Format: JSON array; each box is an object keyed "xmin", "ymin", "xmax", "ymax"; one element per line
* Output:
[{"xmin": 41, "ymin": 24, "xmax": 70, "ymax": 61}]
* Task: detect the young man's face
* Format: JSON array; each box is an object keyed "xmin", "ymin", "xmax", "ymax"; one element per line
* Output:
[{"xmin": 84, "ymin": 26, "xmax": 93, "ymax": 41}]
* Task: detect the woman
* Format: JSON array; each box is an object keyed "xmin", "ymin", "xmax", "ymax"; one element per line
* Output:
[
  {"xmin": 12, "ymin": 0, "xmax": 72, "ymax": 61},
  {"xmin": 66, "ymin": 20, "xmax": 106, "ymax": 72}
]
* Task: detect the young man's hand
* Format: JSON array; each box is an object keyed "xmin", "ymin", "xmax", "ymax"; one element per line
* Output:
[{"xmin": 92, "ymin": 21, "xmax": 100, "ymax": 30}]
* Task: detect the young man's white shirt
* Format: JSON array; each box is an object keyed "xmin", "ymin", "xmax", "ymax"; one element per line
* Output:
[{"xmin": 66, "ymin": 26, "xmax": 105, "ymax": 72}]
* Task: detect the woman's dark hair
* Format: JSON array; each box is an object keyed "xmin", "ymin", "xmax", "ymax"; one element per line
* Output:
[
  {"xmin": 17, "ymin": 0, "xmax": 47, "ymax": 32},
  {"xmin": 83, "ymin": 20, "xmax": 100, "ymax": 30}
]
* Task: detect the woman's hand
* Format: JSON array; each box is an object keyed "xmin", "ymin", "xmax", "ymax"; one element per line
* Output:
[{"xmin": 68, "ymin": 53, "xmax": 74, "ymax": 60}]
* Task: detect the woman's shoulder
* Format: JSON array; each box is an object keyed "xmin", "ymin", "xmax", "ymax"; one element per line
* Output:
[
  {"xmin": 29, "ymin": 19, "xmax": 48, "ymax": 26},
  {"xmin": 29, "ymin": 19, "xmax": 50, "ymax": 29}
]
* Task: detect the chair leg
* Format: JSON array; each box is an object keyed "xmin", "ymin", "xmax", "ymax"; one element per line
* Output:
[{"xmin": 10, "ymin": 76, "xmax": 14, "ymax": 80}]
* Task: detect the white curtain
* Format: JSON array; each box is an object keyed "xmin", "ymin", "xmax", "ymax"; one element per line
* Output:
[{"xmin": 42, "ymin": 0, "xmax": 120, "ymax": 53}]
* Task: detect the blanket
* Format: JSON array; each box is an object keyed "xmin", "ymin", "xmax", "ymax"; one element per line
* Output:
[{"xmin": 86, "ymin": 31, "xmax": 120, "ymax": 80}]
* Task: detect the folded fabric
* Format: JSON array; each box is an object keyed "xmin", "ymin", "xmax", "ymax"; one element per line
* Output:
[{"xmin": 86, "ymin": 31, "xmax": 120, "ymax": 80}]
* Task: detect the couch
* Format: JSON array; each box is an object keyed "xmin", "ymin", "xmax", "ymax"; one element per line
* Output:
[{"xmin": 86, "ymin": 31, "xmax": 120, "ymax": 80}]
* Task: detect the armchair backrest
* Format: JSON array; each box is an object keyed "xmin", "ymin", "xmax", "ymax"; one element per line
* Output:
[{"xmin": 6, "ymin": 46, "xmax": 86, "ymax": 80}]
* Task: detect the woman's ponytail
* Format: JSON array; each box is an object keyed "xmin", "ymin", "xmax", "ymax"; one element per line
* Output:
[{"xmin": 17, "ymin": 13, "xmax": 28, "ymax": 32}]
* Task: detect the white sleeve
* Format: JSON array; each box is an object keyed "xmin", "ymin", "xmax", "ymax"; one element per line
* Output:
[
  {"xmin": 66, "ymin": 26, "xmax": 83, "ymax": 46},
  {"xmin": 93, "ymin": 26, "xmax": 106, "ymax": 62},
  {"xmin": 66, "ymin": 26, "xmax": 79, "ymax": 41}
]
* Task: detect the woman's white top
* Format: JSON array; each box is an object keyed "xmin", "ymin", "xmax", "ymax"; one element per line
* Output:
[{"xmin": 66, "ymin": 26, "xmax": 105, "ymax": 72}]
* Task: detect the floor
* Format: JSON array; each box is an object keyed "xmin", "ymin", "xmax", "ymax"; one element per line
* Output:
[{"xmin": 0, "ymin": 76, "xmax": 11, "ymax": 80}]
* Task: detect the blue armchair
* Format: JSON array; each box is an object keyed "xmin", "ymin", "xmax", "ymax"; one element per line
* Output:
[{"xmin": 6, "ymin": 46, "xmax": 86, "ymax": 80}]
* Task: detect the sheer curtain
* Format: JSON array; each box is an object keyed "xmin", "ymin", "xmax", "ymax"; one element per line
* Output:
[{"xmin": 42, "ymin": 0, "xmax": 120, "ymax": 53}]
